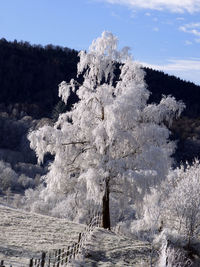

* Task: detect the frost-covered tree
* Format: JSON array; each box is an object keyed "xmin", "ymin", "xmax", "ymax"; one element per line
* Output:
[
  {"xmin": 141, "ymin": 160, "xmax": 200, "ymax": 248},
  {"xmin": 165, "ymin": 161, "xmax": 200, "ymax": 247},
  {"xmin": 157, "ymin": 238, "xmax": 192, "ymax": 267},
  {"xmin": 0, "ymin": 160, "xmax": 18, "ymax": 192},
  {"xmin": 28, "ymin": 32, "xmax": 184, "ymax": 229},
  {"xmin": 0, "ymin": 160, "xmax": 36, "ymax": 193}
]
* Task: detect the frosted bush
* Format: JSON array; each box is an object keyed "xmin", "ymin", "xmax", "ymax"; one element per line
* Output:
[
  {"xmin": 140, "ymin": 160, "xmax": 200, "ymax": 247},
  {"xmin": 0, "ymin": 159, "xmax": 40, "ymax": 194},
  {"xmin": 13, "ymin": 193, "xmax": 24, "ymax": 208},
  {"xmin": 18, "ymin": 174, "xmax": 35, "ymax": 189},
  {"xmin": 157, "ymin": 237, "xmax": 192, "ymax": 267},
  {"xmin": 0, "ymin": 160, "xmax": 18, "ymax": 191},
  {"xmin": 23, "ymin": 185, "xmax": 49, "ymax": 213},
  {"xmin": 14, "ymin": 162, "xmax": 45, "ymax": 178}
]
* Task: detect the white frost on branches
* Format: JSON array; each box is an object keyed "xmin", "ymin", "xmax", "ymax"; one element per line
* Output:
[
  {"xmin": 140, "ymin": 160, "xmax": 200, "ymax": 247},
  {"xmin": 165, "ymin": 161, "xmax": 200, "ymax": 243},
  {"xmin": 28, "ymin": 31, "xmax": 184, "ymax": 224}
]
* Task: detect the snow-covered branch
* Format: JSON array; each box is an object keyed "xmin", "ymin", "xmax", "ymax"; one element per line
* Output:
[{"xmin": 28, "ymin": 31, "xmax": 184, "ymax": 229}]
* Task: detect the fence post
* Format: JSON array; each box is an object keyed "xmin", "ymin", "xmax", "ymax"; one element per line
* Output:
[
  {"xmin": 78, "ymin": 233, "xmax": 82, "ymax": 243},
  {"xmin": 57, "ymin": 249, "xmax": 61, "ymax": 267},
  {"xmin": 73, "ymin": 243, "xmax": 76, "ymax": 258},
  {"xmin": 69, "ymin": 246, "xmax": 73, "ymax": 262},
  {"xmin": 61, "ymin": 248, "xmax": 64, "ymax": 265},
  {"xmin": 77, "ymin": 233, "xmax": 82, "ymax": 254},
  {"xmin": 53, "ymin": 250, "xmax": 57, "ymax": 267},
  {"xmin": 98, "ymin": 212, "xmax": 101, "ymax": 227},
  {"xmin": 29, "ymin": 258, "xmax": 33, "ymax": 267},
  {"xmin": 41, "ymin": 252, "xmax": 46, "ymax": 267},
  {"xmin": 48, "ymin": 251, "xmax": 51, "ymax": 267},
  {"xmin": 65, "ymin": 246, "xmax": 70, "ymax": 264}
]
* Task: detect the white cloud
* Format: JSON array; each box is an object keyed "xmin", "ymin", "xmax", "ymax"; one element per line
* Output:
[
  {"xmin": 142, "ymin": 58, "xmax": 200, "ymax": 71},
  {"xmin": 195, "ymin": 38, "xmax": 200, "ymax": 43},
  {"xmin": 102, "ymin": 0, "xmax": 200, "ymax": 13},
  {"xmin": 111, "ymin": 11, "xmax": 121, "ymax": 19},
  {"xmin": 153, "ymin": 27, "xmax": 159, "ymax": 32},
  {"xmin": 176, "ymin": 17, "xmax": 185, "ymax": 21},
  {"xmin": 180, "ymin": 23, "xmax": 200, "ymax": 36},
  {"xmin": 141, "ymin": 59, "xmax": 200, "ymax": 85},
  {"xmin": 185, "ymin": 40, "xmax": 193, "ymax": 45}
]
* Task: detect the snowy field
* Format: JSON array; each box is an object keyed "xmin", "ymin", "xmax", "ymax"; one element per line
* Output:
[
  {"xmin": 0, "ymin": 202, "xmax": 156, "ymax": 266},
  {"xmin": 83, "ymin": 227, "xmax": 155, "ymax": 266},
  {"xmin": 0, "ymin": 203, "xmax": 85, "ymax": 266}
]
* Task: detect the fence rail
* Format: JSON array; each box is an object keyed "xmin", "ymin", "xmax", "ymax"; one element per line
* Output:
[{"xmin": 1, "ymin": 211, "xmax": 102, "ymax": 267}]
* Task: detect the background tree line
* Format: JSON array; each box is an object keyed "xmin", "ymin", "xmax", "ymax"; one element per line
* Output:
[
  {"xmin": 0, "ymin": 38, "xmax": 200, "ymax": 164},
  {"xmin": 0, "ymin": 37, "xmax": 200, "ymax": 119},
  {"xmin": 0, "ymin": 38, "xmax": 78, "ymax": 118}
]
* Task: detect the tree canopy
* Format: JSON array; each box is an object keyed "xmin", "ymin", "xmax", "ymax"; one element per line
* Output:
[{"xmin": 28, "ymin": 32, "xmax": 184, "ymax": 229}]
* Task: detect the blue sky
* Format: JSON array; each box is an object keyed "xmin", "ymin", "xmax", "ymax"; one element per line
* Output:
[{"xmin": 0, "ymin": 0, "xmax": 200, "ymax": 85}]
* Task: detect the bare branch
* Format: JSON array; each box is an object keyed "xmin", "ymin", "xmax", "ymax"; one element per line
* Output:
[
  {"xmin": 121, "ymin": 148, "xmax": 141, "ymax": 159},
  {"xmin": 68, "ymin": 146, "xmax": 96, "ymax": 165},
  {"xmin": 87, "ymin": 97, "xmax": 105, "ymax": 121},
  {"xmin": 62, "ymin": 141, "xmax": 89, "ymax": 146}
]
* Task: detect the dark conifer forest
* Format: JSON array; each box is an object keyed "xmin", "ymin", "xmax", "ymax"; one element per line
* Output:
[
  {"xmin": 0, "ymin": 38, "xmax": 79, "ymax": 118},
  {"xmin": 0, "ymin": 37, "xmax": 200, "ymax": 119}
]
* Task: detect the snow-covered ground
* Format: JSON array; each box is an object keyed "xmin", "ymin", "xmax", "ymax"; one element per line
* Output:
[
  {"xmin": 83, "ymin": 228, "xmax": 155, "ymax": 266},
  {"xmin": 0, "ymin": 203, "xmax": 85, "ymax": 266},
  {"xmin": 0, "ymin": 203, "xmax": 156, "ymax": 266}
]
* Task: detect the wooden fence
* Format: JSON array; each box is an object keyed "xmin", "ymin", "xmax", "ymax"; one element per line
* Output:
[{"xmin": 0, "ymin": 211, "xmax": 101, "ymax": 267}]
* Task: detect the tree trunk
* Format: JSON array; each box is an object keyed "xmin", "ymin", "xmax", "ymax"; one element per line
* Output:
[{"xmin": 102, "ymin": 179, "xmax": 110, "ymax": 230}]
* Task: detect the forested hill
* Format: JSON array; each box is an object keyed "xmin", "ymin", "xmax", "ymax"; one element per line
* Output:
[
  {"xmin": 145, "ymin": 68, "xmax": 200, "ymax": 118},
  {"xmin": 0, "ymin": 38, "xmax": 79, "ymax": 118},
  {"xmin": 0, "ymin": 37, "xmax": 200, "ymax": 119}
]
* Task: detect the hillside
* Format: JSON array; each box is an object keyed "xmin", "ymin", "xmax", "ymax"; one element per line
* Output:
[
  {"xmin": 0, "ymin": 38, "xmax": 78, "ymax": 118},
  {"xmin": 1, "ymin": 37, "xmax": 200, "ymax": 267},
  {"xmin": 0, "ymin": 38, "xmax": 200, "ymax": 119},
  {"xmin": 0, "ymin": 203, "xmax": 155, "ymax": 266},
  {"xmin": 0, "ymin": 38, "xmax": 199, "ymax": 166}
]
